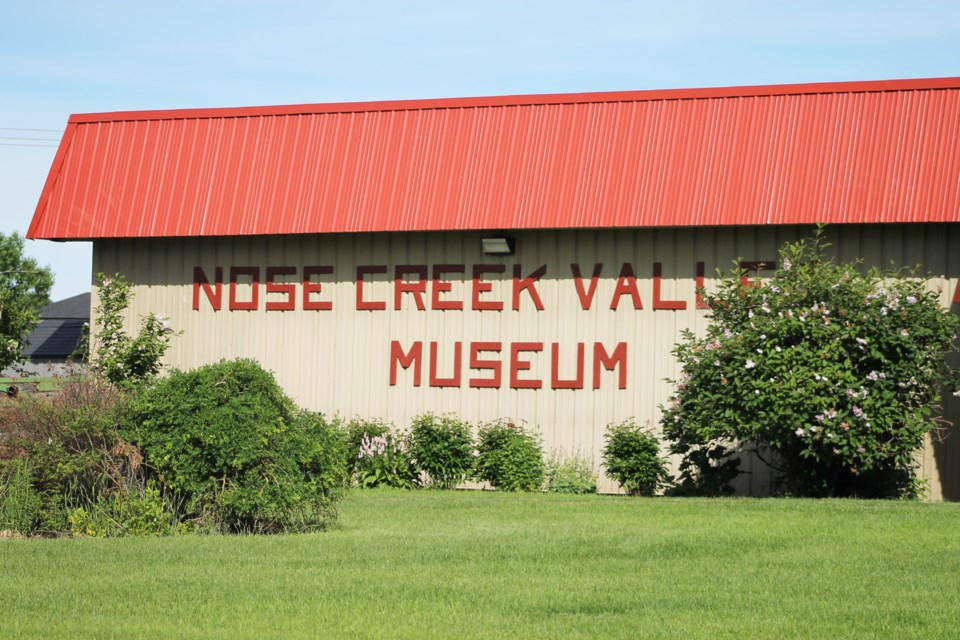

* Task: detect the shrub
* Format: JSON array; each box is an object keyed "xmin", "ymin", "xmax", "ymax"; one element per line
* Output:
[
  {"xmin": 88, "ymin": 272, "xmax": 178, "ymax": 388},
  {"xmin": 66, "ymin": 485, "xmax": 183, "ymax": 537},
  {"xmin": 544, "ymin": 451, "xmax": 598, "ymax": 494},
  {"xmin": 345, "ymin": 418, "xmax": 418, "ymax": 489},
  {"xmin": 660, "ymin": 227, "xmax": 960, "ymax": 498},
  {"xmin": 123, "ymin": 359, "xmax": 347, "ymax": 533},
  {"xmin": 601, "ymin": 420, "xmax": 668, "ymax": 496},
  {"xmin": 0, "ymin": 372, "xmax": 148, "ymax": 534},
  {"xmin": 475, "ymin": 420, "xmax": 544, "ymax": 492},
  {"xmin": 408, "ymin": 414, "xmax": 474, "ymax": 489}
]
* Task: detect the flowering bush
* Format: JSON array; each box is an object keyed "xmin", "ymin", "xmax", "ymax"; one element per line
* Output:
[
  {"xmin": 348, "ymin": 419, "xmax": 418, "ymax": 489},
  {"xmin": 661, "ymin": 228, "xmax": 960, "ymax": 498},
  {"xmin": 89, "ymin": 273, "xmax": 178, "ymax": 388},
  {"xmin": 601, "ymin": 420, "xmax": 668, "ymax": 496},
  {"xmin": 474, "ymin": 420, "xmax": 544, "ymax": 492}
]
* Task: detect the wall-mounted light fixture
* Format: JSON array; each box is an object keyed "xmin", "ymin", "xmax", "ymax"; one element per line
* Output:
[{"xmin": 481, "ymin": 236, "xmax": 515, "ymax": 256}]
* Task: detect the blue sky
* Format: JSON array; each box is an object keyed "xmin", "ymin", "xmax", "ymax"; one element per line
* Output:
[{"xmin": 3, "ymin": 0, "xmax": 959, "ymax": 300}]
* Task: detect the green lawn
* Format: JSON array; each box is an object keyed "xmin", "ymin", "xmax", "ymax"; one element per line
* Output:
[{"xmin": 2, "ymin": 490, "xmax": 958, "ymax": 639}]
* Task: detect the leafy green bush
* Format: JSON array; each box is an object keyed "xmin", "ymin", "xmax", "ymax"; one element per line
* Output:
[
  {"xmin": 408, "ymin": 414, "xmax": 474, "ymax": 489},
  {"xmin": 475, "ymin": 420, "xmax": 544, "ymax": 492},
  {"xmin": 67, "ymin": 485, "xmax": 183, "ymax": 537},
  {"xmin": 123, "ymin": 359, "xmax": 347, "ymax": 533},
  {"xmin": 661, "ymin": 228, "xmax": 960, "ymax": 498},
  {"xmin": 544, "ymin": 451, "xmax": 598, "ymax": 494},
  {"xmin": 601, "ymin": 420, "xmax": 668, "ymax": 496}
]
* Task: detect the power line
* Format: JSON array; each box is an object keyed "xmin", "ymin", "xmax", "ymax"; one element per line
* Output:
[
  {"xmin": 0, "ymin": 136, "xmax": 60, "ymax": 142},
  {"xmin": 0, "ymin": 127, "xmax": 63, "ymax": 133},
  {"xmin": 0, "ymin": 143, "xmax": 59, "ymax": 148}
]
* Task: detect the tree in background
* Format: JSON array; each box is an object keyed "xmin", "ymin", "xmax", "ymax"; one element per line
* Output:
[
  {"xmin": 661, "ymin": 227, "xmax": 960, "ymax": 498},
  {"xmin": 0, "ymin": 233, "xmax": 54, "ymax": 372}
]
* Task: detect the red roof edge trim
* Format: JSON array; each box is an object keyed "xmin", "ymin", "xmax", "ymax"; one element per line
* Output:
[
  {"xmin": 27, "ymin": 121, "xmax": 78, "ymax": 240},
  {"xmin": 67, "ymin": 77, "xmax": 960, "ymax": 125}
]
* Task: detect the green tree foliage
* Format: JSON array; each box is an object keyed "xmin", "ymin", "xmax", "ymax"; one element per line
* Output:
[
  {"xmin": 661, "ymin": 228, "xmax": 960, "ymax": 498},
  {"xmin": 0, "ymin": 233, "xmax": 53, "ymax": 372}
]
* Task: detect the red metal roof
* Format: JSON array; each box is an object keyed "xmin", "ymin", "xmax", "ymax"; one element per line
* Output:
[{"xmin": 28, "ymin": 78, "xmax": 960, "ymax": 239}]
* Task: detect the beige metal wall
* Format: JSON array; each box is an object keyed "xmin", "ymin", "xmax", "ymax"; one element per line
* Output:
[{"xmin": 93, "ymin": 224, "xmax": 960, "ymax": 498}]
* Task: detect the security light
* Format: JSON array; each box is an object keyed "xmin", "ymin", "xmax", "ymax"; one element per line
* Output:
[{"xmin": 481, "ymin": 236, "xmax": 515, "ymax": 255}]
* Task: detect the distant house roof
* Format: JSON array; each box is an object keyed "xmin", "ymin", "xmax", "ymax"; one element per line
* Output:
[
  {"xmin": 27, "ymin": 77, "xmax": 960, "ymax": 240},
  {"xmin": 22, "ymin": 293, "xmax": 89, "ymax": 360},
  {"xmin": 40, "ymin": 292, "xmax": 91, "ymax": 320}
]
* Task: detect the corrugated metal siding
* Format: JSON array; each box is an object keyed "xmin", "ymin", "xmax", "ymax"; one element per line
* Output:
[
  {"xmin": 92, "ymin": 224, "xmax": 960, "ymax": 498},
  {"xmin": 30, "ymin": 78, "xmax": 960, "ymax": 239}
]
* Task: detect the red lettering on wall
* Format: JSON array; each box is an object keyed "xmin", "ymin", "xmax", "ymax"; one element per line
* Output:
[
  {"xmin": 696, "ymin": 261, "xmax": 709, "ymax": 309},
  {"xmin": 593, "ymin": 342, "xmax": 627, "ymax": 389},
  {"xmin": 472, "ymin": 264, "xmax": 505, "ymax": 311},
  {"xmin": 303, "ymin": 266, "xmax": 333, "ymax": 310},
  {"xmin": 740, "ymin": 261, "xmax": 776, "ymax": 288},
  {"xmin": 356, "ymin": 265, "xmax": 387, "ymax": 310},
  {"xmin": 389, "ymin": 341, "xmax": 422, "ymax": 386},
  {"xmin": 429, "ymin": 341, "xmax": 462, "ymax": 387},
  {"xmin": 512, "ymin": 264, "xmax": 546, "ymax": 311},
  {"xmin": 193, "ymin": 266, "xmax": 223, "ymax": 310},
  {"xmin": 653, "ymin": 262, "xmax": 687, "ymax": 310},
  {"xmin": 571, "ymin": 263, "xmax": 603, "ymax": 310},
  {"xmin": 432, "ymin": 264, "xmax": 465, "ymax": 310},
  {"xmin": 395, "ymin": 265, "xmax": 427, "ymax": 310},
  {"xmin": 468, "ymin": 342, "xmax": 503, "ymax": 388},
  {"xmin": 551, "ymin": 342, "xmax": 585, "ymax": 389},
  {"xmin": 610, "ymin": 263, "xmax": 642, "ymax": 310},
  {"xmin": 265, "ymin": 266, "xmax": 296, "ymax": 311},
  {"xmin": 229, "ymin": 266, "xmax": 259, "ymax": 311},
  {"xmin": 510, "ymin": 342, "xmax": 543, "ymax": 389}
]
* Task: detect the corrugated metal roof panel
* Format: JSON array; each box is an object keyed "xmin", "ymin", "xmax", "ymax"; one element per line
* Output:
[{"xmin": 28, "ymin": 78, "xmax": 960, "ymax": 239}]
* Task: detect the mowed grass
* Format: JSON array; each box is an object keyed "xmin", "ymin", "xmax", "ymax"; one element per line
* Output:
[{"xmin": 2, "ymin": 490, "xmax": 959, "ymax": 639}]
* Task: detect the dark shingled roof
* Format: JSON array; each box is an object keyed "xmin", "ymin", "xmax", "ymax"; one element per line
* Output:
[
  {"xmin": 40, "ymin": 292, "xmax": 90, "ymax": 319},
  {"xmin": 23, "ymin": 293, "xmax": 90, "ymax": 359}
]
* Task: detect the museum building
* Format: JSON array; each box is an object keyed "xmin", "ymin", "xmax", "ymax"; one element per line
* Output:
[{"xmin": 28, "ymin": 77, "xmax": 960, "ymax": 496}]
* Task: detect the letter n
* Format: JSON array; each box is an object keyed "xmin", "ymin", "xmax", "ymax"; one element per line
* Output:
[{"xmin": 193, "ymin": 266, "xmax": 223, "ymax": 310}]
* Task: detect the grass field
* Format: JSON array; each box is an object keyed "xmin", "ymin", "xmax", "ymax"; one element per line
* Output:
[{"xmin": 2, "ymin": 490, "xmax": 958, "ymax": 639}]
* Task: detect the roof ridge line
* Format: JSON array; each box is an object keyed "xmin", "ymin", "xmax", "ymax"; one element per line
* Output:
[{"xmin": 67, "ymin": 77, "xmax": 960, "ymax": 124}]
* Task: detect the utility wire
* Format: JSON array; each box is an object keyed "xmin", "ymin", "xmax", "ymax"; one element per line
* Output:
[
  {"xmin": 0, "ymin": 143, "xmax": 59, "ymax": 148},
  {"xmin": 0, "ymin": 127, "xmax": 63, "ymax": 133},
  {"xmin": 0, "ymin": 136, "xmax": 60, "ymax": 142}
]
